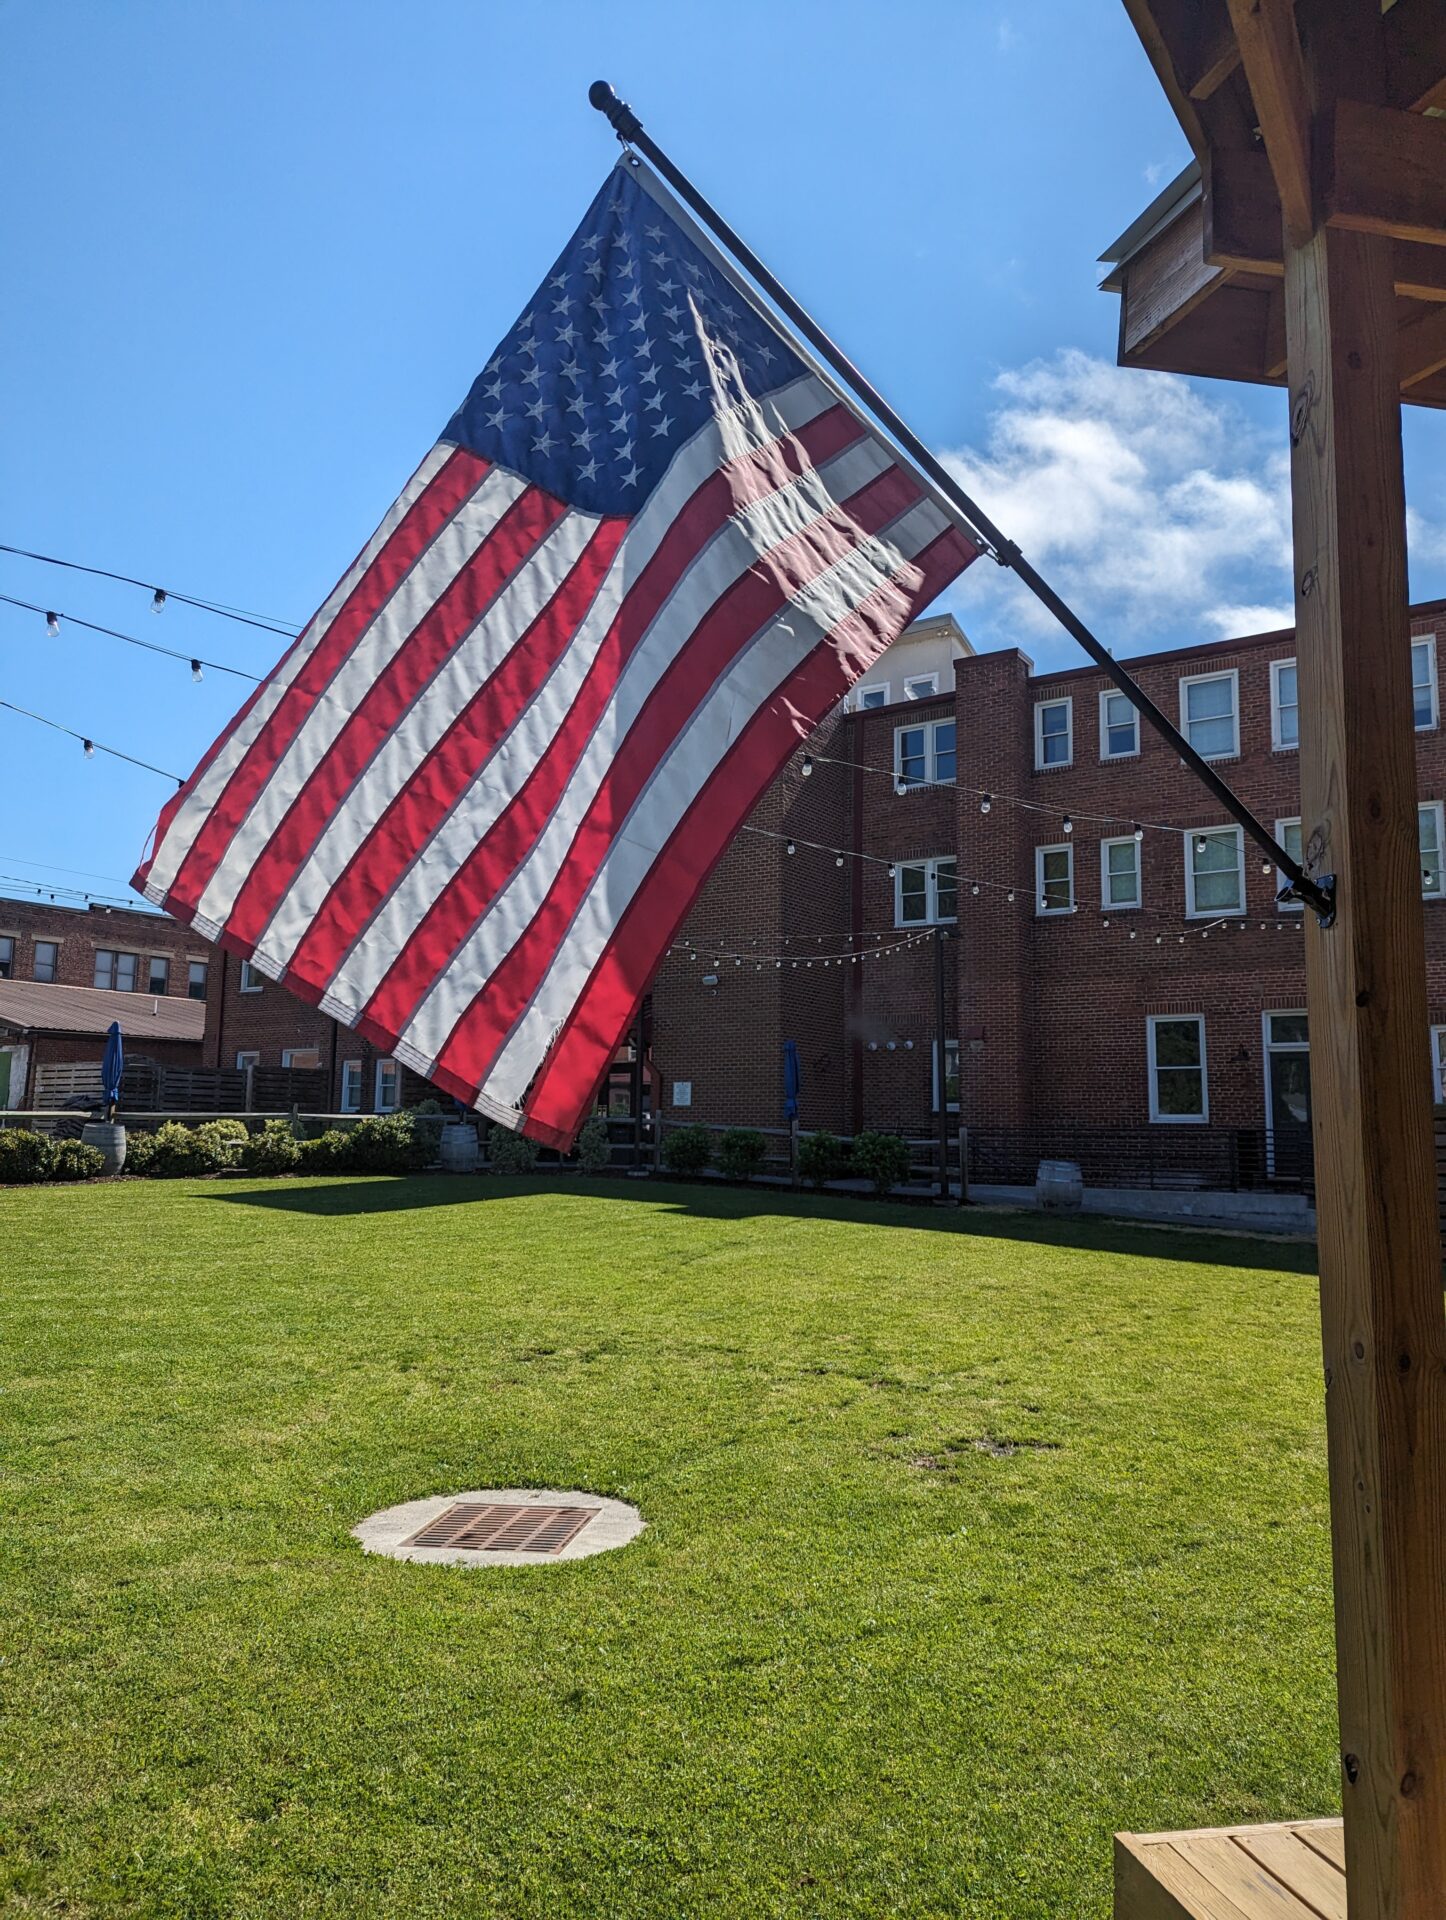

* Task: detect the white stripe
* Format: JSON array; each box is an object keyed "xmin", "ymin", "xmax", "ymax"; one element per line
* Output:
[
  {"xmin": 477, "ymin": 499, "xmax": 948, "ymax": 1110},
  {"xmin": 192, "ymin": 467, "xmax": 528, "ymax": 934},
  {"xmin": 143, "ymin": 444, "xmax": 459, "ymax": 903},
  {"xmin": 255, "ymin": 503, "xmax": 603, "ymax": 973},
  {"xmin": 394, "ymin": 434, "xmax": 900, "ymax": 1061},
  {"xmin": 313, "ymin": 374, "xmax": 839, "ymax": 1018}
]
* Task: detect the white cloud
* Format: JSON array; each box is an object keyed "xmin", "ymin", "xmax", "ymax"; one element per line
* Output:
[
  {"xmin": 1203, "ymin": 602, "xmax": 1295, "ymax": 639},
  {"xmin": 936, "ymin": 350, "xmax": 1295, "ymax": 664}
]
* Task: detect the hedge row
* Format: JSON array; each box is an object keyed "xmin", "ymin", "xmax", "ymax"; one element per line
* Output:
[{"xmin": 660, "ymin": 1124, "xmax": 912, "ymax": 1193}]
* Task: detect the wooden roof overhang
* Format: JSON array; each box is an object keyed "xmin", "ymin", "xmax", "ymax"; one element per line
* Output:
[{"xmin": 1100, "ymin": 0, "xmax": 1446, "ymax": 405}]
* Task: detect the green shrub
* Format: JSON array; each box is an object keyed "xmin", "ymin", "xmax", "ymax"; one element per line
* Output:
[
  {"xmin": 239, "ymin": 1120, "xmax": 301, "ymax": 1175},
  {"xmin": 144, "ymin": 1121, "xmax": 220, "ymax": 1177},
  {"xmin": 49, "ymin": 1139, "xmax": 105, "ymax": 1181},
  {"xmin": 851, "ymin": 1130, "xmax": 911, "ymax": 1194},
  {"xmin": 487, "ymin": 1124, "xmax": 539, "ymax": 1173},
  {"xmin": 717, "ymin": 1127, "xmax": 767, "ymax": 1181},
  {"xmin": 574, "ymin": 1115, "xmax": 611, "ymax": 1175},
  {"xmin": 0, "ymin": 1128, "xmax": 55, "ymax": 1184},
  {"xmin": 797, "ymin": 1130, "xmax": 849, "ymax": 1187},
  {"xmin": 298, "ymin": 1128, "xmax": 354, "ymax": 1172},
  {"xmin": 661, "ymin": 1124, "xmax": 712, "ymax": 1176},
  {"xmin": 194, "ymin": 1118, "xmax": 249, "ymax": 1168},
  {"xmin": 410, "ymin": 1097, "xmax": 446, "ymax": 1156},
  {"xmin": 347, "ymin": 1111, "xmax": 430, "ymax": 1175},
  {"xmin": 122, "ymin": 1129, "xmax": 157, "ymax": 1175}
]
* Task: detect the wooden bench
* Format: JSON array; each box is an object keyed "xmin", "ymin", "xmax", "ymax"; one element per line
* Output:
[{"xmin": 1115, "ymin": 1818, "xmax": 1344, "ymax": 1918}]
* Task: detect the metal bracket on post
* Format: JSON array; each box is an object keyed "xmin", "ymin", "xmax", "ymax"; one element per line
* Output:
[{"xmin": 1277, "ymin": 872, "xmax": 1337, "ymax": 928}]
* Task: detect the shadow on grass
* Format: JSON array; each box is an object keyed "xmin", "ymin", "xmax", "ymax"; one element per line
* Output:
[{"xmin": 198, "ymin": 1172, "xmax": 1318, "ymax": 1275}]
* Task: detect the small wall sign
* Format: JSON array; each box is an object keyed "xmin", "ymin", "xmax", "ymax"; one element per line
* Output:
[{"xmin": 672, "ymin": 1080, "xmax": 693, "ymax": 1108}]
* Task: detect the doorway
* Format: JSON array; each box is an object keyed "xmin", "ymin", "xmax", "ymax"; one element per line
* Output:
[{"xmin": 1263, "ymin": 1010, "xmax": 1311, "ymax": 1181}]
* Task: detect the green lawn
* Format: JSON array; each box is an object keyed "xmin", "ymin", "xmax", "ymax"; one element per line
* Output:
[{"xmin": 1, "ymin": 1176, "xmax": 1335, "ymax": 1919}]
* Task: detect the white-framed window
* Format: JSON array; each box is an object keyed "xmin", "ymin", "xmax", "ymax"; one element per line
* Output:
[
  {"xmin": 0, "ymin": 936, "xmax": 13, "ymax": 979},
  {"xmin": 147, "ymin": 955, "xmax": 170, "ymax": 995},
  {"xmin": 1413, "ymin": 638, "xmax": 1438, "ymax": 732},
  {"xmin": 1179, "ymin": 669, "xmax": 1239, "ymax": 759},
  {"xmin": 1147, "ymin": 1014, "xmax": 1208, "ymax": 1124},
  {"xmin": 1185, "ymin": 825, "xmax": 1244, "ymax": 917},
  {"xmin": 282, "ymin": 1048, "xmax": 321, "ymax": 1070},
  {"xmin": 1433, "ymin": 1026, "xmax": 1446, "ymax": 1103},
  {"xmin": 239, "ymin": 959, "xmax": 264, "ymax": 992},
  {"xmin": 33, "ymin": 939, "xmax": 58, "ymax": 983},
  {"xmin": 1275, "ymin": 817, "xmax": 1304, "ymax": 911},
  {"xmin": 1421, "ymin": 803, "xmax": 1445, "ymax": 899},
  {"xmin": 187, "ymin": 959, "xmax": 209, "ymax": 1001},
  {"xmin": 1098, "ymin": 689, "xmax": 1139, "ymax": 760},
  {"xmin": 1101, "ymin": 835, "xmax": 1141, "ymax": 909},
  {"xmin": 932, "ymin": 1038, "xmax": 961, "ymax": 1113},
  {"xmin": 1036, "ymin": 843, "xmax": 1074, "ymax": 915},
  {"xmin": 340, "ymin": 1059, "xmax": 363, "ymax": 1113},
  {"xmin": 904, "ymin": 672, "xmax": 939, "ymax": 700},
  {"xmin": 234, "ymin": 1050, "xmax": 260, "ymax": 1071},
  {"xmin": 1034, "ymin": 696, "xmax": 1072, "ymax": 769},
  {"xmin": 895, "ymin": 857, "xmax": 957, "ymax": 926},
  {"xmin": 94, "ymin": 948, "xmax": 138, "ymax": 992},
  {"xmin": 893, "ymin": 717, "xmax": 956, "ymax": 788},
  {"xmin": 374, "ymin": 1059, "xmax": 401, "ymax": 1112},
  {"xmin": 1270, "ymin": 659, "xmax": 1299, "ymax": 750},
  {"xmin": 855, "ymin": 682, "xmax": 889, "ymax": 711}
]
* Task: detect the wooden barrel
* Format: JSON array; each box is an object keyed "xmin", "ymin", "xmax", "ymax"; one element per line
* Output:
[
  {"xmin": 439, "ymin": 1122, "xmax": 480, "ymax": 1173},
  {"xmin": 1035, "ymin": 1158, "xmax": 1083, "ymax": 1212},
  {"xmin": 81, "ymin": 1121, "xmax": 127, "ymax": 1174}
]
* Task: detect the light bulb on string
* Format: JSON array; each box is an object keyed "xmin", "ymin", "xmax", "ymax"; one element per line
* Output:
[
  {"xmin": 801, "ymin": 754, "xmax": 813, "ymax": 778},
  {"xmin": 82, "ymin": 738, "xmax": 95, "ymax": 759},
  {"xmin": 1006, "ymin": 889, "xmax": 1015, "ymax": 903},
  {"xmin": 1133, "ymin": 823, "xmax": 1143, "ymax": 843},
  {"xmin": 971, "ymin": 882, "xmax": 980, "ymax": 896},
  {"xmin": 45, "ymin": 611, "xmax": 60, "ymax": 638},
  {"xmin": 190, "ymin": 659, "xmax": 204, "ymax": 683},
  {"xmin": 1062, "ymin": 814, "xmax": 1073, "ymax": 836},
  {"xmin": 151, "ymin": 588, "xmax": 167, "ymax": 614},
  {"xmin": 980, "ymin": 793, "xmax": 992, "ymax": 814},
  {"xmin": 894, "ymin": 778, "xmax": 907, "ymax": 797},
  {"xmin": 835, "ymin": 854, "xmax": 844, "ymax": 868},
  {"xmin": 786, "ymin": 840, "xmax": 796, "ymax": 856}
]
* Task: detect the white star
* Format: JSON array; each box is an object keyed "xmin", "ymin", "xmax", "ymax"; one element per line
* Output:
[
  {"xmin": 532, "ymin": 429, "xmax": 558, "ymax": 455},
  {"xmin": 552, "ymin": 294, "xmax": 576, "ymax": 315},
  {"xmin": 645, "ymin": 222, "xmax": 666, "ymax": 241},
  {"xmin": 644, "ymin": 389, "xmax": 665, "ymax": 412},
  {"xmin": 623, "ymin": 285, "xmax": 643, "ymax": 308},
  {"xmin": 756, "ymin": 341, "xmax": 776, "ymax": 366},
  {"xmin": 616, "ymin": 256, "xmax": 635, "ymax": 279},
  {"xmin": 483, "ymin": 377, "xmax": 503, "ymax": 399},
  {"xmin": 593, "ymin": 324, "xmax": 614, "ymax": 347},
  {"xmin": 661, "ymin": 304, "xmax": 683, "ymax": 324},
  {"xmin": 629, "ymin": 318, "xmax": 651, "ymax": 339},
  {"xmin": 651, "ymin": 414, "xmax": 673, "ymax": 437},
  {"xmin": 521, "ymin": 364, "xmax": 543, "ymax": 389},
  {"xmin": 614, "ymin": 437, "xmax": 635, "ymax": 462},
  {"xmin": 719, "ymin": 301, "xmax": 739, "ymax": 321},
  {"xmin": 600, "ymin": 356, "xmax": 621, "ymax": 378},
  {"xmin": 525, "ymin": 396, "xmax": 547, "ymax": 420},
  {"xmin": 621, "ymin": 462, "xmax": 643, "ymax": 486},
  {"xmin": 566, "ymin": 392, "xmax": 588, "ymax": 417},
  {"xmin": 572, "ymin": 426, "xmax": 594, "ymax": 449},
  {"xmin": 604, "ymin": 384, "xmax": 626, "ymax": 409},
  {"xmin": 611, "ymin": 415, "xmax": 634, "ymax": 438},
  {"xmin": 684, "ymin": 260, "xmax": 704, "ymax": 280},
  {"xmin": 559, "ymin": 358, "xmax": 583, "ymax": 382},
  {"xmin": 657, "ymin": 278, "xmax": 678, "ymax": 296},
  {"xmin": 584, "ymin": 257, "xmax": 606, "ymax": 281},
  {"xmin": 606, "ymin": 197, "xmax": 626, "ymax": 214},
  {"xmin": 639, "ymin": 363, "xmax": 660, "ymax": 386},
  {"xmin": 675, "ymin": 356, "xmax": 697, "ymax": 374},
  {"xmin": 556, "ymin": 321, "xmax": 578, "ymax": 346},
  {"xmin": 485, "ymin": 406, "xmax": 507, "ymax": 428},
  {"xmin": 648, "ymin": 249, "xmax": 668, "ymax": 267},
  {"xmin": 588, "ymin": 293, "xmax": 610, "ymax": 316},
  {"xmin": 582, "ymin": 231, "xmax": 602, "ymax": 250},
  {"xmin": 549, "ymin": 271, "xmax": 568, "ymax": 290},
  {"xmin": 517, "ymin": 310, "xmax": 536, "ymax": 329},
  {"xmin": 578, "ymin": 456, "xmax": 600, "ymax": 480},
  {"xmin": 669, "ymin": 329, "xmax": 690, "ymax": 348},
  {"xmin": 681, "ymin": 379, "xmax": 705, "ymax": 399}
]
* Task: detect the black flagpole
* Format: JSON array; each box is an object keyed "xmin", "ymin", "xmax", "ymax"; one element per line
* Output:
[{"xmin": 587, "ymin": 81, "xmax": 1335, "ymax": 927}]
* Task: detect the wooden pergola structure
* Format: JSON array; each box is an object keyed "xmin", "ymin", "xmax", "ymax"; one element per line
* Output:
[{"xmin": 1102, "ymin": 6, "xmax": 1446, "ymax": 1916}]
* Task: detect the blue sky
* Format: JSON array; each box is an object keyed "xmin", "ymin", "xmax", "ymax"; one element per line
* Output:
[{"xmin": 4, "ymin": 0, "xmax": 1444, "ymax": 908}]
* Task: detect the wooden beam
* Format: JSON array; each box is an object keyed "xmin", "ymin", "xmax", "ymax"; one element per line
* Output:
[
  {"xmin": 1327, "ymin": 98, "xmax": 1446, "ymax": 249},
  {"xmin": 1119, "ymin": 203, "xmax": 1222, "ymax": 356},
  {"xmin": 1286, "ymin": 204, "xmax": 1446, "ymax": 1920},
  {"xmin": 1186, "ymin": 20, "xmax": 1241, "ymax": 102},
  {"xmin": 1401, "ymin": 303, "xmax": 1446, "ymax": 389},
  {"xmin": 1226, "ymin": 0, "xmax": 1313, "ymax": 243}
]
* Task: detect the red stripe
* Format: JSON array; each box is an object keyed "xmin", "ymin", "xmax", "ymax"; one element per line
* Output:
[
  {"xmin": 220, "ymin": 484, "xmax": 567, "ymax": 952},
  {"xmin": 355, "ymin": 405, "xmax": 865, "ymax": 1040},
  {"xmin": 425, "ymin": 465, "xmax": 927, "ymax": 1096},
  {"xmin": 517, "ymin": 526, "xmax": 979, "ymax": 1148},
  {"xmin": 280, "ymin": 512, "xmax": 629, "ymax": 999},
  {"xmin": 160, "ymin": 447, "xmax": 489, "ymax": 919}
]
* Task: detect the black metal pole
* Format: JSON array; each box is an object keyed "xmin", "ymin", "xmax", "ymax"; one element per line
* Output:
[
  {"xmin": 933, "ymin": 929, "xmax": 951, "ymax": 1205},
  {"xmin": 587, "ymin": 81, "xmax": 1335, "ymax": 927}
]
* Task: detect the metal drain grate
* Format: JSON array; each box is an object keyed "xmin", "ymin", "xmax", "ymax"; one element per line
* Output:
[{"xmin": 403, "ymin": 1502, "xmax": 596, "ymax": 1555}]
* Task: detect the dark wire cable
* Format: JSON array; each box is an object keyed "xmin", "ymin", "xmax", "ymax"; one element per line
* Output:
[{"xmin": 0, "ymin": 542, "xmax": 300, "ymax": 636}]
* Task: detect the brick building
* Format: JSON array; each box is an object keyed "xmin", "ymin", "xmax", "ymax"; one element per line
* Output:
[
  {"xmin": 0, "ymin": 896, "xmax": 209, "ymax": 1106},
  {"xmin": 196, "ymin": 599, "xmax": 1446, "ymax": 1165}
]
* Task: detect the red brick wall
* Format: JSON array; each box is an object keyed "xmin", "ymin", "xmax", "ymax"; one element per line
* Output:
[{"xmin": 0, "ymin": 895, "xmax": 212, "ymax": 999}]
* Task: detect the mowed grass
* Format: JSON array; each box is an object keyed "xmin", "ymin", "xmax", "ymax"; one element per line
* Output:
[{"xmin": 1, "ymin": 1176, "xmax": 1335, "ymax": 1919}]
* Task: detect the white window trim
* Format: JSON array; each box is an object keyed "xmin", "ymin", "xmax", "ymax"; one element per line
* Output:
[
  {"xmin": 1433, "ymin": 1026, "xmax": 1446, "ymax": 1105},
  {"xmin": 893, "ymin": 857, "xmax": 957, "ymax": 928},
  {"xmin": 1033, "ymin": 696, "xmax": 1073, "ymax": 771},
  {"xmin": 931, "ymin": 1039, "xmax": 960, "ymax": 1114},
  {"xmin": 1178, "ymin": 667, "xmax": 1240, "ymax": 761},
  {"xmin": 339, "ymin": 1059, "xmax": 363, "ymax": 1113},
  {"xmin": 1262, "ymin": 1009, "xmax": 1310, "ymax": 1134},
  {"xmin": 238, "ymin": 959, "xmax": 264, "ymax": 993},
  {"xmin": 892, "ymin": 717, "xmax": 956, "ymax": 789},
  {"xmin": 235, "ymin": 1050, "xmax": 260, "ymax": 1071},
  {"xmin": 903, "ymin": 672, "xmax": 939, "ymax": 700},
  {"xmin": 854, "ymin": 680, "xmax": 890, "ymax": 711},
  {"xmin": 374, "ymin": 1058, "xmax": 401, "ymax": 1112},
  {"xmin": 1146, "ymin": 1013, "xmax": 1209, "ymax": 1125},
  {"xmin": 1035, "ymin": 842, "xmax": 1075, "ymax": 917},
  {"xmin": 1269, "ymin": 657, "xmax": 1299, "ymax": 752},
  {"xmin": 1097, "ymin": 687, "xmax": 1140, "ymax": 761},
  {"xmin": 1183, "ymin": 824, "xmax": 1245, "ymax": 919},
  {"xmin": 1274, "ymin": 816, "xmax": 1303, "ymax": 912},
  {"xmin": 281, "ymin": 1048, "xmax": 322, "ymax": 1070},
  {"xmin": 1100, "ymin": 834, "xmax": 1141, "ymax": 910},
  {"xmin": 1421, "ymin": 801, "xmax": 1445, "ymax": 900},
  {"xmin": 1413, "ymin": 636, "xmax": 1439, "ymax": 732}
]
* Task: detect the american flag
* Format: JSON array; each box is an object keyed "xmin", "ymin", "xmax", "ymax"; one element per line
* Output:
[{"xmin": 133, "ymin": 161, "xmax": 981, "ymax": 1146}]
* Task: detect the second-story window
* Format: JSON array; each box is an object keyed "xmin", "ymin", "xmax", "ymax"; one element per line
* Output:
[
  {"xmin": 33, "ymin": 940, "xmax": 58, "ymax": 983},
  {"xmin": 187, "ymin": 959, "xmax": 209, "ymax": 1001},
  {"xmin": 855, "ymin": 682, "xmax": 889, "ymax": 711},
  {"xmin": 1413, "ymin": 638, "xmax": 1438, "ymax": 731},
  {"xmin": 1099, "ymin": 690, "xmax": 1139, "ymax": 759},
  {"xmin": 1270, "ymin": 660, "xmax": 1299, "ymax": 749},
  {"xmin": 1034, "ymin": 697, "xmax": 1072, "ymax": 769},
  {"xmin": 0, "ymin": 935, "xmax": 13, "ymax": 979},
  {"xmin": 894, "ymin": 718, "xmax": 956, "ymax": 788},
  {"xmin": 1275, "ymin": 818, "xmax": 1304, "ymax": 912},
  {"xmin": 1185, "ymin": 826, "xmax": 1245, "ymax": 917},
  {"xmin": 903, "ymin": 672, "xmax": 939, "ymax": 700},
  {"xmin": 239, "ymin": 960, "xmax": 263, "ymax": 993},
  {"xmin": 1180, "ymin": 670, "xmax": 1239, "ymax": 759},
  {"xmin": 94, "ymin": 949, "xmax": 138, "ymax": 991},
  {"xmin": 895, "ymin": 857, "xmax": 957, "ymax": 926},
  {"xmin": 1101, "ymin": 836, "xmax": 1141, "ymax": 909},
  {"xmin": 1036, "ymin": 843, "xmax": 1074, "ymax": 915},
  {"xmin": 1421, "ymin": 803, "xmax": 1445, "ymax": 899},
  {"xmin": 147, "ymin": 956, "xmax": 170, "ymax": 995}
]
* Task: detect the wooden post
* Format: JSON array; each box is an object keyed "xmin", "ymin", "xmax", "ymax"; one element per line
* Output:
[
  {"xmin": 957, "ymin": 1123, "xmax": 969, "ymax": 1207},
  {"xmin": 1286, "ymin": 211, "xmax": 1446, "ymax": 1917}
]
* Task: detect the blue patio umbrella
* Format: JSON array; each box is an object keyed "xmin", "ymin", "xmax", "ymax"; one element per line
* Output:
[
  {"xmin": 101, "ymin": 1020, "xmax": 124, "ymax": 1121},
  {"xmin": 782, "ymin": 1039, "xmax": 800, "ymax": 1121}
]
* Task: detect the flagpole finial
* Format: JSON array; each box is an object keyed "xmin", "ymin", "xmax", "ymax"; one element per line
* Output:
[{"xmin": 588, "ymin": 81, "xmax": 642, "ymax": 143}]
